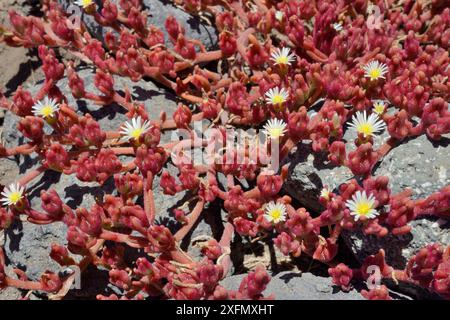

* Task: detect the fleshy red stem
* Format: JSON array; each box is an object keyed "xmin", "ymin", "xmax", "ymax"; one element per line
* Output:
[
  {"xmin": 144, "ymin": 171, "xmax": 156, "ymax": 225},
  {"xmin": 174, "ymin": 199, "xmax": 205, "ymax": 241}
]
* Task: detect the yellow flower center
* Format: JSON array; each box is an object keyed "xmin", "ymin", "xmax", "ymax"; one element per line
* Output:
[
  {"xmin": 8, "ymin": 192, "xmax": 22, "ymax": 205},
  {"xmin": 269, "ymin": 209, "xmax": 282, "ymax": 220},
  {"xmin": 373, "ymin": 104, "xmax": 385, "ymax": 114},
  {"xmin": 321, "ymin": 190, "xmax": 330, "ymax": 200},
  {"xmin": 276, "ymin": 56, "xmax": 289, "ymax": 65},
  {"xmin": 357, "ymin": 123, "xmax": 374, "ymax": 136},
  {"xmin": 82, "ymin": 0, "xmax": 93, "ymax": 7},
  {"xmin": 271, "ymin": 95, "xmax": 285, "ymax": 105},
  {"xmin": 41, "ymin": 105, "xmax": 54, "ymax": 118},
  {"xmin": 355, "ymin": 201, "xmax": 371, "ymax": 216},
  {"xmin": 269, "ymin": 128, "xmax": 284, "ymax": 138},
  {"xmin": 369, "ymin": 68, "xmax": 382, "ymax": 80},
  {"xmin": 131, "ymin": 128, "xmax": 143, "ymax": 139}
]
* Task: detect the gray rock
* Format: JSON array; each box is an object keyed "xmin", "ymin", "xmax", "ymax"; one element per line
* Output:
[
  {"xmin": 59, "ymin": 0, "xmax": 217, "ymax": 50},
  {"xmin": 343, "ymin": 217, "xmax": 450, "ymax": 269},
  {"xmin": 373, "ymin": 135, "xmax": 450, "ymax": 198},
  {"xmin": 144, "ymin": 0, "xmax": 217, "ymax": 50},
  {"xmin": 220, "ymin": 271, "xmax": 364, "ymax": 300},
  {"xmin": 4, "ymin": 221, "xmax": 67, "ymax": 280},
  {"xmin": 283, "ymin": 142, "xmax": 353, "ymax": 213}
]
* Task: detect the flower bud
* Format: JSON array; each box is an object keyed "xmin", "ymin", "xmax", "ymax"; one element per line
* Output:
[
  {"xmin": 8, "ymin": 10, "xmax": 27, "ymax": 34},
  {"xmin": 41, "ymin": 189, "xmax": 65, "ymax": 219},
  {"xmin": 50, "ymin": 244, "xmax": 74, "ymax": 266},
  {"xmin": 44, "ymin": 143, "xmax": 70, "ymax": 171},
  {"xmin": 101, "ymin": 1, "xmax": 118, "ymax": 24},
  {"xmin": 196, "ymin": 260, "xmax": 223, "ymax": 293},
  {"xmin": 173, "ymin": 208, "xmax": 187, "ymax": 224},
  {"xmin": 174, "ymin": 35, "xmax": 196, "ymax": 60},
  {"xmin": 201, "ymin": 239, "xmax": 222, "ymax": 260},
  {"xmin": 134, "ymin": 257, "xmax": 160, "ymax": 279},
  {"xmin": 68, "ymin": 68, "xmax": 86, "ymax": 99},
  {"xmin": 94, "ymin": 70, "xmax": 115, "ymax": 97},
  {"xmin": 160, "ymin": 171, "xmax": 178, "ymax": 195},
  {"xmin": 40, "ymin": 272, "xmax": 62, "ymax": 292},
  {"xmin": 238, "ymin": 265, "xmax": 270, "ymax": 299},
  {"xmin": 256, "ymin": 172, "xmax": 283, "ymax": 198},
  {"xmin": 95, "ymin": 149, "xmax": 122, "ymax": 184},
  {"xmin": 75, "ymin": 154, "xmax": 97, "ymax": 182},
  {"xmin": 68, "ymin": 115, "xmax": 106, "ymax": 148},
  {"xmin": 135, "ymin": 146, "xmax": 166, "ymax": 175},
  {"xmin": 18, "ymin": 116, "xmax": 44, "ymax": 142},
  {"xmin": 361, "ymin": 285, "xmax": 392, "ymax": 300},
  {"xmin": 147, "ymin": 225, "xmax": 175, "ymax": 252},
  {"xmin": 347, "ymin": 143, "xmax": 378, "ymax": 176},
  {"xmin": 109, "ymin": 269, "xmax": 131, "ymax": 290},
  {"xmin": 114, "ymin": 173, "xmax": 143, "ymax": 198},
  {"xmin": 165, "ymin": 15, "xmax": 184, "ymax": 41},
  {"xmin": 39, "ymin": 45, "xmax": 65, "ymax": 81},
  {"xmin": 328, "ymin": 263, "xmax": 353, "ymax": 291},
  {"xmin": 173, "ymin": 104, "xmax": 192, "ymax": 129},
  {"xmin": 12, "ymin": 87, "xmax": 33, "ymax": 116},
  {"xmin": 77, "ymin": 205, "xmax": 103, "ymax": 236},
  {"xmin": 0, "ymin": 208, "xmax": 14, "ymax": 230},
  {"xmin": 219, "ymin": 31, "xmax": 237, "ymax": 57},
  {"xmin": 274, "ymin": 232, "xmax": 301, "ymax": 257}
]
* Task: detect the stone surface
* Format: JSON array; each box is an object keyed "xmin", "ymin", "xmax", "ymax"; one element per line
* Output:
[
  {"xmin": 373, "ymin": 135, "xmax": 449, "ymax": 198},
  {"xmin": 4, "ymin": 221, "xmax": 67, "ymax": 280},
  {"xmin": 342, "ymin": 217, "xmax": 450, "ymax": 269},
  {"xmin": 283, "ymin": 142, "xmax": 353, "ymax": 213},
  {"xmin": 59, "ymin": 0, "xmax": 217, "ymax": 50},
  {"xmin": 221, "ymin": 271, "xmax": 364, "ymax": 300}
]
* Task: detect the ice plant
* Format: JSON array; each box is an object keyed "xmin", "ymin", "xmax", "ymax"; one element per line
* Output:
[
  {"xmin": 348, "ymin": 111, "xmax": 385, "ymax": 138},
  {"xmin": 372, "ymin": 100, "xmax": 386, "ymax": 115},
  {"xmin": 32, "ymin": 97, "xmax": 60, "ymax": 119},
  {"xmin": 264, "ymin": 202, "xmax": 287, "ymax": 224},
  {"xmin": 1, "ymin": 183, "xmax": 25, "ymax": 207},
  {"xmin": 262, "ymin": 118, "xmax": 287, "ymax": 139},
  {"xmin": 0, "ymin": 0, "xmax": 447, "ymax": 301},
  {"xmin": 320, "ymin": 187, "xmax": 331, "ymax": 201},
  {"xmin": 270, "ymin": 48, "xmax": 296, "ymax": 66},
  {"xmin": 265, "ymin": 87, "xmax": 289, "ymax": 106},
  {"xmin": 120, "ymin": 116, "xmax": 151, "ymax": 142},
  {"xmin": 345, "ymin": 191, "xmax": 379, "ymax": 221},
  {"xmin": 363, "ymin": 60, "xmax": 388, "ymax": 81}
]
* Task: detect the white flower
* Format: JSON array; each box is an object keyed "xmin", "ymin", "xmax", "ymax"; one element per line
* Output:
[
  {"xmin": 348, "ymin": 110, "xmax": 385, "ymax": 137},
  {"xmin": 1, "ymin": 183, "xmax": 25, "ymax": 207},
  {"xmin": 32, "ymin": 97, "xmax": 60, "ymax": 119},
  {"xmin": 120, "ymin": 116, "xmax": 152, "ymax": 141},
  {"xmin": 275, "ymin": 11, "xmax": 284, "ymax": 22},
  {"xmin": 75, "ymin": 0, "xmax": 94, "ymax": 8},
  {"xmin": 345, "ymin": 191, "xmax": 379, "ymax": 221},
  {"xmin": 333, "ymin": 22, "xmax": 343, "ymax": 32},
  {"xmin": 320, "ymin": 187, "xmax": 331, "ymax": 201},
  {"xmin": 262, "ymin": 118, "xmax": 287, "ymax": 139},
  {"xmin": 264, "ymin": 202, "xmax": 287, "ymax": 224},
  {"xmin": 270, "ymin": 47, "xmax": 296, "ymax": 66},
  {"xmin": 265, "ymin": 87, "xmax": 289, "ymax": 106},
  {"xmin": 372, "ymin": 100, "xmax": 386, "ymax": 115},
  {"xmin": 363, "ymin": 60, "xmax": 388, "ymax": 81}
]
